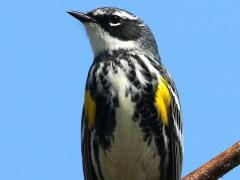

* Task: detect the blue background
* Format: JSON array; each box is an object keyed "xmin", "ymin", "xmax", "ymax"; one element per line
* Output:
[{"xmin": 0, "ymin": 0, "xmax": 239, "ymax": 179}]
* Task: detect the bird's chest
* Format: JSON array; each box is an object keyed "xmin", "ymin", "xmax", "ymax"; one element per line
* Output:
[{"xmin": 94, "ymin": 71, "xmax": 161, "ymax": 180}]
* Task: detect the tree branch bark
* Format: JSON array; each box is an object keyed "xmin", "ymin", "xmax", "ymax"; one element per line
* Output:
[{"xmin": 182, "ymin": 141, "xmax": 240, "ymax": 180}]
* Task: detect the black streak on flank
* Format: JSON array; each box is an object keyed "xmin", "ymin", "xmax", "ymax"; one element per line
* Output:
[{"xmin": 94, "ymin": 93, "xmax": 117, "ymax": 150}]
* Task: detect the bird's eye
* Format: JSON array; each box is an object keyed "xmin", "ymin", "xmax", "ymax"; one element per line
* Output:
[{"xmin": 109, "ymin": 15, "xmax": 121, "ymax": 25}]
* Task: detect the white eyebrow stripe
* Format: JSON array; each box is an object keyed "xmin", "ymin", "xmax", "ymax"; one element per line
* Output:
[
  {"xmin": 92, "ymin": 9, "xmax": 138, "ymax": 20},
  {"xmin": 114, "ymin": 11, "xmax": 138, "ymax": 20}
]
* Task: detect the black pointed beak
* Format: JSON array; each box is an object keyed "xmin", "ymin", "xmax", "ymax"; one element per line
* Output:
[{"xmin": 67, "ymin": 11, "xmax": 95, "ymax": 23}]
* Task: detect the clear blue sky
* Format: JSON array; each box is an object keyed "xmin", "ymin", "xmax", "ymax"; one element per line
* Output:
[{"xmin": 0, "ymin": 0, "xmax": 239, "ymax": 179}]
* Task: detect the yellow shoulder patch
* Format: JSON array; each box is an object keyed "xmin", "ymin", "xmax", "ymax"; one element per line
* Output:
[
  {"xmin": 84, "ymin": 90, "xmax": 96, "ymax": 128},
  {"xmin": 154, "ymin": 77, "xmax": 172, "ymax": 126}
]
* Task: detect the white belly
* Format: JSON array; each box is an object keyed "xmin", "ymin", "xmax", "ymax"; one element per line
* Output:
[{"xmin": 97, "ymin": 70, "xmax": 161, "ymax": 180}]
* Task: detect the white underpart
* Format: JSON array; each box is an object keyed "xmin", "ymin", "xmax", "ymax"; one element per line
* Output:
[
  {"xmin": 98, "ymin": 65, "xmax": 161, "ymax": 180},
  {"xmin": 85, "ymin": 23, "xmax": 137, "ymax": 57}
]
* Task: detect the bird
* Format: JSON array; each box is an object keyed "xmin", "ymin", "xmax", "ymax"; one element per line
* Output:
[{"xmin": 68, "ymin": 7, "xmax": 183, "ymax": 180}]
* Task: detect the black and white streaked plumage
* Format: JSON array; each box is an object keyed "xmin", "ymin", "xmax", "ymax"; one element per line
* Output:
[{"xmin": 68, "ymin": 7, "xmax": 183, "ymax": 180}]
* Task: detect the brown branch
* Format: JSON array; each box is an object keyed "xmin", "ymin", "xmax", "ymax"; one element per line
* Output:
[{"xmin": 182, "ymin": 141, "xmax": 240, "ymax": 180}]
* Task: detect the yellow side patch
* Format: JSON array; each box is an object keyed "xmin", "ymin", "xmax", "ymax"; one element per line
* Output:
[
  {"xmin": 84, "ymin": 90, "xmax": 96, "ymax": 128},
  {"xmin": 154, "ymin": 77, "xmax": 172, "ymax": 126}
]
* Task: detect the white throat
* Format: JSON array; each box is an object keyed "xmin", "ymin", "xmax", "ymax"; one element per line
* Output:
[{"xmin": 85, "ymin": 23, "xmax": 138, "ymax": 57}]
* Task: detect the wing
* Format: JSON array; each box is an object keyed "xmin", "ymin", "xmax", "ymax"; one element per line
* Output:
[
  {"xmin": 162, "ymin": 72, "xmax": 183, "ymax": 180},
  {"xmin": 81, "ymin": 107, "xmax": 98, "ymax": 180}
]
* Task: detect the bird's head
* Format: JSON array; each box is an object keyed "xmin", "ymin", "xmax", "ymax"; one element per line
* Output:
[{"xmin": 68, "ymin": 7, "xmax": 159, "ymax": 58}]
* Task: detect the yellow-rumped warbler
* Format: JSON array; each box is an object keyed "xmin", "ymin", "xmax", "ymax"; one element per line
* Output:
[{"xmin": 68, "ymin": 7, "xmax": 183, "ymax": 180}]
